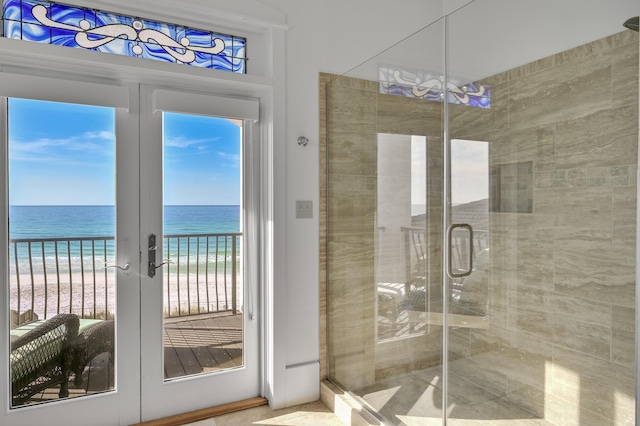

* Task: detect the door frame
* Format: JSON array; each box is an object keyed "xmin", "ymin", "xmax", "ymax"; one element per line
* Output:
[{"xmin": 0, "ymin": 3, "xmax": 285, "ymax": 420}]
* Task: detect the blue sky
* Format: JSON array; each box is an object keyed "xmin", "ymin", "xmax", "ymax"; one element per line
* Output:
[{"xmin": 8, "ymin": 98, "xmax": 241, "ymax": 206}]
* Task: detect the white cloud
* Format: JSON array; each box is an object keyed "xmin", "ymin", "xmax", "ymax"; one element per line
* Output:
[
  {"xmin": 217, "ymin": 151, "xmax": 240, "ymax": 163},
  {"xmin": 9, "ymin": 130, "xmax": 114, "ymax": 164},
  {"xmin": 165, "ymin": 136, "xmax": 220, "ymax": 148}
]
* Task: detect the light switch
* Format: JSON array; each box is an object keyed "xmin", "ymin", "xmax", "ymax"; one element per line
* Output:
[{"xmin": 296, "ymin": 200, "xmax": 313, "ymax": 219}]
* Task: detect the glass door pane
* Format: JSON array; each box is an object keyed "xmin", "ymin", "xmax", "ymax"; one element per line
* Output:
[
  {"xmin": 162, "ymin": 112, "xmax": 244, "ymax": 380},
  {"xmin": 325, "ymin": 18, "xmax": 446, "ymax": 425},
  {"xmin": 8, "ymin": 98, "xmax": 116, "ymax": 408}
]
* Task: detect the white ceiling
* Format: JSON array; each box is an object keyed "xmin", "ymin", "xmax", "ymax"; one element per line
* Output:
[
  {"xmin": 448, "ymin": 0, "xmax": 640, "ymax": 81},
  {"xmin": 343, "ymin": 0, "xmax": 640, "ymax": 83}
]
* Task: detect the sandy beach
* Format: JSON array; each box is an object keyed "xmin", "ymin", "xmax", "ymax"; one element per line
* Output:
[{"xmin": 9, "ymin": 268, "xmax": 242, "ymax": 323}]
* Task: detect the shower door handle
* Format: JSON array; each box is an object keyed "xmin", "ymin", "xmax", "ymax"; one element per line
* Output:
[{"xmin": 447, "ymin": 223, "xmax": 474, "ymax": 279}]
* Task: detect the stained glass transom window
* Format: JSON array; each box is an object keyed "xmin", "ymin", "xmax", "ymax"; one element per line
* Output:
[
  {"xmin": 379, "ymin": 65, "xmax": 490, "ymax": 108},
  {"xmin": 1, "ymin": 0, "xmax": 247, "ymax": 73}
]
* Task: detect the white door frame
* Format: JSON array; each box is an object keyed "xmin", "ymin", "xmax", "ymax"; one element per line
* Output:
[{"xmin": 0, "ymin": 1, "xmax": 285, "ymax": 419}]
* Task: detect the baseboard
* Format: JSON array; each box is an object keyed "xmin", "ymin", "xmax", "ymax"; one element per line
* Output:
[{"xmin": 132, "ymin": 396, "xmax": 269, "ymax": 426}]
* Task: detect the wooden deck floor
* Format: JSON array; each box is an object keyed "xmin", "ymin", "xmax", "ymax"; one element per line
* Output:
[
  {"xmin": 164, "ymin": 312, "xmax": 243, "ymax": 379},
  {"xmin": 27, "ymin": 312, "xmax": 243, "ymax": 405}
]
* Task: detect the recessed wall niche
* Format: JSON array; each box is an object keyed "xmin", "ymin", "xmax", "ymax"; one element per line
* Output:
[{"xmin": 489, "ymin": 161, "xmax": 533, "ymax": 213}]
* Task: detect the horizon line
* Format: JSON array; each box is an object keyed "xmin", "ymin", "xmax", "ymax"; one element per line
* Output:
[{"xmin": 9, "ymin": 204, "xmax": 241, "ymax": 207}]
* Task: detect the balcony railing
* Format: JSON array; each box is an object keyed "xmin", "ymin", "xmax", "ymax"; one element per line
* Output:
[{"xmin": 8, "ymin": 233, "xmax": 241, "ymax": 325}]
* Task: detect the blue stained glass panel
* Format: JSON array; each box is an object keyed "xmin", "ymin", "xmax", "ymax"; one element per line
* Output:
[
  {"xmin": 51, "ymin": 27, "xmax": 80, "ymax": 48},
  {"xmin": 233, "ymin": 57, "xmax": 246, "ymax": 73},
  {"xmin": 379, "ymin": 66, "xmax": 490, "ymax": 108},
  {"xmin": 218, "ymin": 34, "xmax": 234, "ymax": 58},
  {"xmin": 185, "ymin": 28, "xmax": 212, "ymax": 48},
  {"xmin": 233, "ymin": 37, "xmax": 246, "ymax": 59},
  {"xmin": 3, "ymin": 0, "xmax": 21, "ymax": 22},
  {"xmin": 21, "ymin": 22, "xmax": 50, "ymax": 43},
  {"xmin": 94, "ymin": 37, "xmax": 134, "ymax": 56},
  {"xmin": 50, "ymin": 2, "xmax": 85, "ymax": 27},
  {"xmin": 212, "ymin": 54, "xmax": 233, "ymax": 71},
  {"xmin": 20, "ymin": 0, "xmax": 49, "ymax": 25},
  {"xmin": 4, "ymin": 19, "xmax": 22, "ymax": 39},
  {"xmin": 95, "ymin": 9, "xmax": 133, "ymax": 28},
  {"xmin": 139, "ymin": 18, "xmax": 174, "ymax": 39},
  {"xmin": 139, "ymin": 40, "xmax": 179, "ymax": 64},
  {"xmin": 82, "ymin": 8, "xmax": 96, "ymax": 28},
  {"xmin": 1, "ymin": 0, "xmax": 247, "ymax": 73}
]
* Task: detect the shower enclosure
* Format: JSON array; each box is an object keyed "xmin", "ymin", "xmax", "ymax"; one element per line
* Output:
[{"xmin": 323, "ymin": 1, "xmax": 639, "ymax": 425}]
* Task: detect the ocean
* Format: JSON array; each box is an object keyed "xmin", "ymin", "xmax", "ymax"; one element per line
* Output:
[
  {"xmin": 8, "ymin": 205, "xmax": 241, "ymax": 271},
  {"xmin": 9, "ymin": 205, "xmax": 240, "ymax": 239}
]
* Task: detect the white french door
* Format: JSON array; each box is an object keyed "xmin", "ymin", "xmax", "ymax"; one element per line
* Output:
[
  {"xmin": 0, "ymin": 77, "xmax": 261, "ymax": 425},
  {"xmin": 138, "ymin": 85, "xmax": 260, "ymax": 420},
  {"xmin": 0, "ymin": 77, "xmax": 141, "ymax": 426}
]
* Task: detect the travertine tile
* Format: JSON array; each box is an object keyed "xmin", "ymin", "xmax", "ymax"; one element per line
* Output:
[
  {"xmin": 612, "ymin": 305, "xmax": 636, "ymax": 368},
  {"xmin": 534, "ymin": 186, "xmax": 613, "ymax": 239},
  {"xmin": 555, "ymin": 34, "xmax": 613, "ymax": 67},
  {"xmin": 377, "ymin": 93, "xmax": 442, "ymax": 136},
  {"xmin": 555, "ymin": 105, "xmax": 638, "ymax": 170},
  {"xmin": 449, "ymin": 80, "xmax": 509, "ymax": 139},
  {"xmin": 613, "ymin": 186, "xmax": 638, "ymax": 245},
  {"xmin": 612, "ymin": 32, "xmax": 639, "ymax": 109},
  {"xmin": 551, "ymin": 345, "xmax": 635, "ymax": 415},
  {"xmin": 509, "ymin": 56, "xmax": 612, "ymax": 129}
]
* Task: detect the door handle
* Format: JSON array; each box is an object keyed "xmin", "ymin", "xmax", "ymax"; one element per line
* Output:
[
  {"xmin": 148, "ymin": 234, "xmax": 158, "ymax": 278},
  {"xmin": 148, "ymin": 234, "xmax": 173, "ymax": 277},
  {"xmin": 103, "ymin": 262, "xmax": 131, "ymax": 272},
  {"xmin": 447, "ymin": 223, "xmax": 473, "ymax": 279}
]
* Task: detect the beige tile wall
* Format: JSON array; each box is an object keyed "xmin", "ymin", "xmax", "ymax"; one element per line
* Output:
[
  {"xmin": 320, "ymin": 73, "xmax": 444, "ymax": 389},
  {"xmin": 448, "ymin": 30, "xmax": 638, "ymax": 425},
  {"xmin": 319, "ymin": 29, "xmax": 639, "ymax": 426}
]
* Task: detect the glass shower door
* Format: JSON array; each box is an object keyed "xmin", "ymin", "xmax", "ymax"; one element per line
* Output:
[
  {"xmin": 445, "ymin": 2, "xmax": 638, "ymax": 424},
  {"xmin": 325, "ymin": 18, "xmax": 448, "ymax": 425},
  {"xmin": 325, "ymin": 2, "xmax": 638, "ymax": 425}
]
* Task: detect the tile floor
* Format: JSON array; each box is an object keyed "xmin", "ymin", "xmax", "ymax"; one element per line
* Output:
[
  {"xmin": 180, "ymin": 392, "xmax": 554, "ymax": 426},
  {"xmin": 183, "ymin": 401, "xmax": 345, "ymax": 426},
  {"xmin": 354, "ymin": 365, "xmax": 555, "ymax": 426}
]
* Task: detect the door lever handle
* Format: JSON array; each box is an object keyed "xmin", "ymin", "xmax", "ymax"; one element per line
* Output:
[{"xmin": 103, "ymin": 262, "xmax": 131, "ymax": 272}]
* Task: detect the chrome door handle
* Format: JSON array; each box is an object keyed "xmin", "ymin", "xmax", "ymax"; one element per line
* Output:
[
  {"xmin": 447, "ymin": 223, "xmax": 473, "ymax": 278},
  {"xmin": 103, "ymin": 262, "xmax": 131, "ymax": 271}
]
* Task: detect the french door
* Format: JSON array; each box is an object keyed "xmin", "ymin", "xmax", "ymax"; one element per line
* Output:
[
  {"xmin": 1, "ymin": 76, "xmax": 260, "ymax": 425},
  {"xmin": 139, "ymin": 85, "xmax": 260, "ymax": 419}
]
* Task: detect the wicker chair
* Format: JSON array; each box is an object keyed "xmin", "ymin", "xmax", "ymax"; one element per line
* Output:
[
  {"xmin": 72, "ymin": 319, "xmax": 115, "ymax": 387},
  {"xmin": 10, "ymin": 313, "xmax": 80, "ymax": 406}
]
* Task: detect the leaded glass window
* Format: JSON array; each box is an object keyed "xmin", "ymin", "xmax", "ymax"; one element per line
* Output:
[
  {"xmin": 1, "ymin": 0, "xmax": 247, "ymax": 73},
  {"xmin": 379, "ymin": 65, "xmax": 491, "ymax": 108}
]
